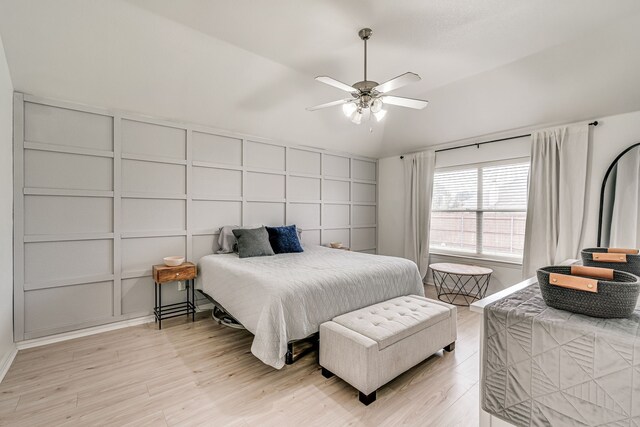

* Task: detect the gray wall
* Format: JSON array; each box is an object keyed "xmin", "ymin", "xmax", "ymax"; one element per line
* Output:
[
  {"xmin": 0, "ymin": 33, "xmax": 15, "ymax": 370},
  {"xmin": 14, "ymin": 94, "xmax": 378, "ymax": 341}
]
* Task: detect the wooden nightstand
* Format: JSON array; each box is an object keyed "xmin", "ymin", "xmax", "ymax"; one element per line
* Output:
[{"xmin": 152, "ymin": 262, "xmax": 197, "ymax": 330}]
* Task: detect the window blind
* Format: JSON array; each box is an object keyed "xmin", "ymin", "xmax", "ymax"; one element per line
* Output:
[{"xmin": 430, "ymin": 160, "xmax": 529, "ymax": 260}]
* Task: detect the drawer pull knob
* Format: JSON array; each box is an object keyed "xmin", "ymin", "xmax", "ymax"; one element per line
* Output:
[{"xmin": 175, "ymin": 273, "xmax": 179, "ymax": 277}]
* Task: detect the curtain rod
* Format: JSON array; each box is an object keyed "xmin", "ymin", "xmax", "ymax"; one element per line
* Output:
[{"xmin": 399, "ymin": 121, "xmax": 599, "ymax": 159}]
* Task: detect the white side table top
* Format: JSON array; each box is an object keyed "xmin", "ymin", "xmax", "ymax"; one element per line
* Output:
[{"xmin": 429, "ymin": 262, "xmax": 493, "ymax": 276}]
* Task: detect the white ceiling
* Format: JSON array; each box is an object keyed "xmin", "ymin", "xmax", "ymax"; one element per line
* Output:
[
  {"xmin": 127, "ymin": 0, "xmax": 640, "ymax": 93},
  {"xmin": 1, "ymin": 0, "xmax": 639, "ymax": 157}
]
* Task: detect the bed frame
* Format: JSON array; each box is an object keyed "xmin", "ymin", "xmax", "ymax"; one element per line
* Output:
[{"xmin": 197, "ymin": 289, "xmax": 318, "ymax": 365}]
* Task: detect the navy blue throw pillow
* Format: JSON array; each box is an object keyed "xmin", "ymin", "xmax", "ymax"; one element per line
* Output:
[{"xmin": 266, "ymin": 225, "xmax": 304, "ymax": 254}]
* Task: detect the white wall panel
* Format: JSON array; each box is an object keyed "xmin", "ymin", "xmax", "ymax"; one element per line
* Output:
[
  {"xmin": 353, "ymin": 205, "xmax": 376, "ymax": 226},
  {"xmin": 122, "ymin": 198, "xmax": 185, "ymax": 232},
  {"xmin": 121, "ymin": 236, "xmax": 186, "ymax": 275},
  {"xmin": 25, "ymin": 239, "xmax": 113, "ymax": 285},
  {"xmin": 288, "ymin": 149, "xmax": 320, "ymax": 175},
  {"xmin": 24, "ymin": 196, "xmax": 113, "ymax": 235},
  {"xmin": 122, "ymin": 119, "xmax": 185, "ymax": 159},
  {"xmin": 25, "ymin": 150, "xmax": 113, "ymax": 191},
  {"xmin": 246, "ymin": 172, "xmax": 285, "ymax": 200},
  {"xmin": 193, "ymin": 234, "xmax": 219, "ymax": 261},
  {"xmin": 122, "ymin": 159, "xmax": 185, "ymax": 195},
  {"xmin": 323, "ymin": 179, "xmax": 350, "ymax": 201},
  {"xmin": 245, "ymin": 141, "xmax": 285, "ymax": 171},
  {"xmin": 24, "ymin": 102, "xmax": 113, "ymax": 151},
  {"xmin": 352, "ymin": 159, "xmax": 376, "ymax": 181},
  {"xmin": 323, "ymin": 204, "xmax": 350, "ymax": 227},
  {"xmin": 352, "ymin": 182, "xmax": 376, "ymax": 203},
  {"xmin": 323, "ymin": 154, "xmax": 350, "ymax": 178},
  {"xmin": 288, "ymin": 203, "xmax": 320, "ymax": 228},
  {"xmin": 352, "ymin": 227, "xmax": 376, "ymax": 251},
  {"xmin": 288, "ymin": 176, "xmax": 320, "ymax": 201},
  {"xmin": 245, "ymin": 202, "xmax": 285, "ymax": 226},
  {"xmin": 193, "ymin": 132, "xmax": 241, "ymax": 165},
  {"xmin": 24, "ymin": 281, "xmax": 113, "ymax": 334},
  {"xmin": 14, "ymin": 95, "xmax": 377, "ymax": 340},
  {"xmin": 192, "ymin": 167, "xmax": 242, "ymax": 198},
  {"xmin": 301, "ymin": 229, "xmax": 321, "ymax": 246},
  {"xmin": 321, "ymin": 228, "xmax": 350, "ymax": 248},
  {"xmin": 192, "ymin": 201, "xmax": 242, "ymax": 232}
]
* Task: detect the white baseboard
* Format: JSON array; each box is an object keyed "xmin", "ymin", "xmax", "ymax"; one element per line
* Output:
[
  {"xmin": 16, "ymin": 303, "xmax": 214, "ymax": 351},
  {"xmin": 0, "ymin": 345, "xmax": 18, "ymax": 383},
  {"xmin": 16, "ymin": 315, "xmax": 155, "ymax": 350}
]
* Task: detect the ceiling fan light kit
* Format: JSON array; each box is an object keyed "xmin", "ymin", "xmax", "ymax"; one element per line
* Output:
[{"xmin": 307, "ymin": 28, "xmax": 428, "ymax": 125}]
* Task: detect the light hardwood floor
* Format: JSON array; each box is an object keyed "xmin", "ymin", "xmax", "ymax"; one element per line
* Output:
[{"xmin": 0, "ymin": 286, "xmax": 481, "ymax": 426}]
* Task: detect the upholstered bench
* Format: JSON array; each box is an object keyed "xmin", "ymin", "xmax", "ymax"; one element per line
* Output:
[{"xmin": 319, "ymin": 295, "xmax": 457, "ymax": 405}]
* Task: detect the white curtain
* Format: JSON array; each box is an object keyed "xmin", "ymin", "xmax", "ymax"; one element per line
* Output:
[
  {"xmin": 522, "ymin": 125, "xmax": 589, "ymax": 278},
  {"xmin": 403, "ymin": 151, "xmax": 436, "ymax": 279},
  {"xmin": 609, "ymin": 147, "xmax": 640, "ymax": 247}
]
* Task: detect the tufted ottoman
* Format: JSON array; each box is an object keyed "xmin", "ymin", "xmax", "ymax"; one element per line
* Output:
[{"xmin": 319, "ymin": 295, "xmax": 457, "ymax": 405}]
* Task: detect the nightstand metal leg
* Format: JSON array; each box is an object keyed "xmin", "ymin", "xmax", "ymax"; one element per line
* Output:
[
  {"xmin": 158, "ymin": 282, "xmax": 162, "ymax": 330},
  {"xmin": 185, "ymin": 281, "xmax": 189, "ymax": 320},
  {"xmin": 154, "ymin": 282, "xmax": 157, "ymax": 323},
  {"xmin": 191, "ymin": 279, "xmax": 195, "ymax": 322}
]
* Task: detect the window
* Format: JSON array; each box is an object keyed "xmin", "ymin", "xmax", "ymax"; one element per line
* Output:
[{"xmin": 430, "ymin": 159, "xmax": 530, "ymax": 262}]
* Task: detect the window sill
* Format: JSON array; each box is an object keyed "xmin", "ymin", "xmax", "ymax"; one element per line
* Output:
[{"xmin": 429, "ymin": 251, "xmax": 523, "ymax": 267}]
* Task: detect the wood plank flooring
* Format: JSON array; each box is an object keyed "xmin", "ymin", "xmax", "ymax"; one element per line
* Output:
[{"xmin": 0, "ymin": 286, "xmax": 481, "ymax": 426}]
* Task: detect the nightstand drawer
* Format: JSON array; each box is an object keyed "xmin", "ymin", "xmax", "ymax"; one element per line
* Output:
[{"xmin": 153, "ymin": 263, "xmax": 197, "ymax": 284}]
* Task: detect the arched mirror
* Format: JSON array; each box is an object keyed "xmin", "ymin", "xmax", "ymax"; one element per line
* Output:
[{"xmin": 598, "ymin": 142, "xmax": 640, "ymax": 247}]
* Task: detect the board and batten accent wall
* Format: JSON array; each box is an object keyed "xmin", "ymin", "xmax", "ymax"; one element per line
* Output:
[{"xmin": 13, "ymin": 93, "xmax": 378, "ymax": 341}]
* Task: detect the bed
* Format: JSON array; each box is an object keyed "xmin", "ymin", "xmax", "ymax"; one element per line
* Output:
[{"xmin": 197, "ymin": 245, "xmax": 424, "ymax": 369}]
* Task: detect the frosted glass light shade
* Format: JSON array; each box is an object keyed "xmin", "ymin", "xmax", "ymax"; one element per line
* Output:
[
  {"xmin": 374, "ymin": 109, "xmax": 387, "ymax": 122},
  {"xmin": 370, "ymin": 98, "xmax": 383, "ymax": 113},
  {"xmin": 350, "ymin": 110, "xmax": 363, "ymax": 124},
  {"xmin": 342, "ymin": 103, "xmax": 357, "ymax": 117}
]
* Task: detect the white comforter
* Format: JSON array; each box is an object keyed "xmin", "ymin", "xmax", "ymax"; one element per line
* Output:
[{"xmin": 197, "ymin": 245, "xmax": 424, "ymax": 369}]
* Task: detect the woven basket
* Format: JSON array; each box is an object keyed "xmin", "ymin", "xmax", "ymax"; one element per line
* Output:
[
  {"xmin": 581, "ymin": 248, "xmax": 640, "ymax": 276},
  {"xmin": 537, "ymin": 265, "xmax": 640, "ymax": 318}
]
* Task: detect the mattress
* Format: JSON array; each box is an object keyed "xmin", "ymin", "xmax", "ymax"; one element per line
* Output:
[{"xmin": 197, "ymin": 245, "xmax": 424, "ymax": 369}]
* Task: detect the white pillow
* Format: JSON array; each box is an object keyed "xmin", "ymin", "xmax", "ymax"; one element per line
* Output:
[
  {"xmin": 217, "ymin": 225, "xmax": 260, "ymax": 253},
  {"xmin": 217, "ymin": 225, "xmax": 240, "ymax": 254}
]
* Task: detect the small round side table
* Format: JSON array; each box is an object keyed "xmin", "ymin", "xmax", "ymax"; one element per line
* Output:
[{"xmin": 429, "ymin": 262, "xmax": 493, "ymax": 306}]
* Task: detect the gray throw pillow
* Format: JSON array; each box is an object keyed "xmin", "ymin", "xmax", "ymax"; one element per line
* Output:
[{"xmin": 232, "ymin": 227, "xmax": 275, "ymax": 258}]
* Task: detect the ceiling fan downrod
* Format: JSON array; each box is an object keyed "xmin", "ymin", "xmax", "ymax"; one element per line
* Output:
[{"xmin": 359, "ymin": 28, "xmax": 372, "ymax": 83}]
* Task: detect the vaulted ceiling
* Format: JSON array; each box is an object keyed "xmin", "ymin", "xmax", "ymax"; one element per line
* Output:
[{"xmin": 1, "ymin": 0, "xmax": 639, "ymax": 157}]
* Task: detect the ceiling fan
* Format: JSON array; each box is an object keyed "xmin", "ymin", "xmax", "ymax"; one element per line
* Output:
[{"xmin": 307, "ymin": 28, "xmax": 428, "ymax": 124}]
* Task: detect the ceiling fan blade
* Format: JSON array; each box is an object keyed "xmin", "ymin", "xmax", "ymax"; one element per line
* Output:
[
  {"xmin": 315, "ymin": 76, "xmax": 358, "ymax": 93},
  {"xmin": 381, "ymin": 95, "xmax": 429, "ymax": 110},
  {"xmin": 306, "ymin": 99, "xmax": 353, "ymax": 111},
  {"xmin": 373, "ymin": 72, "xmax": 421, "ymax": 94}
]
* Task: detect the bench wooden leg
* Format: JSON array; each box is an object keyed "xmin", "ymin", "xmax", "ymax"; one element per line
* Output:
[
  {"xmin": 321, "ymin": 367, "xmax": 334, "ymax": 378},
  {"xmin": 444, "ymin": 341, "xmax": 456, "ymax": 352},
  {"xmin": 359, "ymin": 391, "xmax": 376, "ymax": 406}
]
